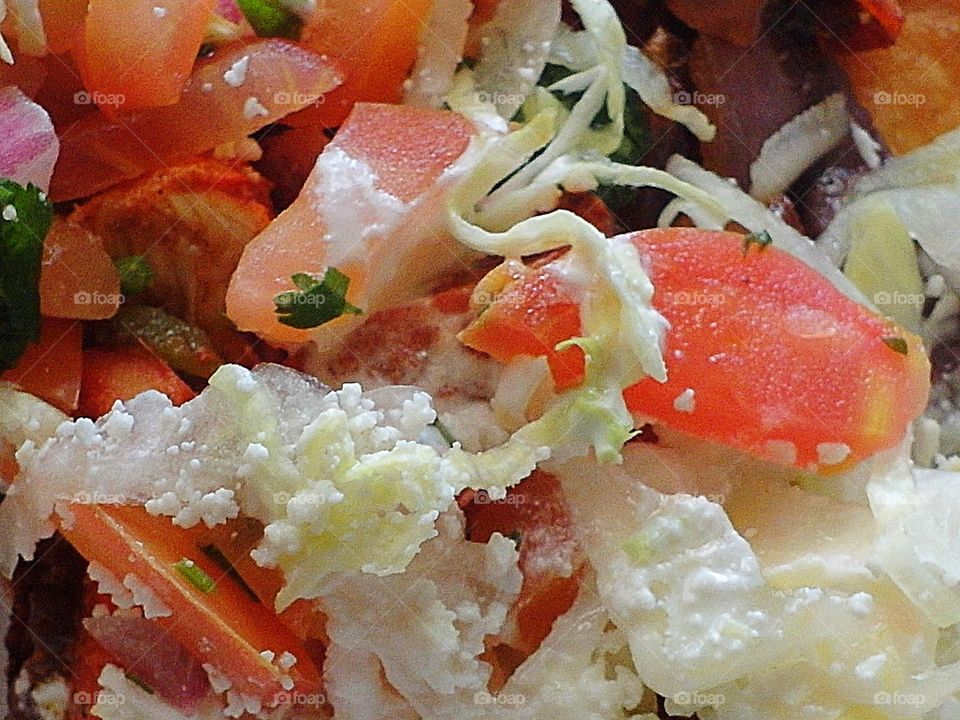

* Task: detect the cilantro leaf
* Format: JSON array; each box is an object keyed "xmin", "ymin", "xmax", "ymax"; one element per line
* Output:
[
  {"xmin": 0, "ymin": 180, "xmax": 54, "ymax": 372},
  {"xmin": 529, "ymin": 64, "xmax": 652, "ymax": 221},
  {"xmin": 741, "ymin": 229, "xmax": 773, "ymax": 256},
  {"xmin": 235, "ymin": 0, "xmax": 302, "ymax": 39},
  {"xmin": 881, "ymin": 336, "xmax": 909, "ymax": 355},
  {"xmin": 113, "ymin": 254, "xmax": 154, "ymax": 296},
  {"xmin": 274, "ymin": 267, "xmax": 362, "ymax": 329}
]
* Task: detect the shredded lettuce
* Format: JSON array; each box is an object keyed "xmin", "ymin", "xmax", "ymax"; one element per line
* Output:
[{"xmin": 443, "ymin": 0, "xmax": 724, "ymax": 463}]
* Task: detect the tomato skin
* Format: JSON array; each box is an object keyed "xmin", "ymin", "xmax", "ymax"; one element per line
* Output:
[
  {"xmin": 1, "ymin": 317, "xmax": 83, "ymax": 413},
  {"xmin": 59, "ymin": 505, "xmax": 323, "ymax": 705},
  {"xmin": 460, "ymin": 228, "xmax": 931, "ymax": 469},
  {"xmin": 78, "ymin": 347, "xmax": 195, "ymax": 418},
  {"xmin": 78, "ymin": 0, "xmax": 216, "ymax": 112}
]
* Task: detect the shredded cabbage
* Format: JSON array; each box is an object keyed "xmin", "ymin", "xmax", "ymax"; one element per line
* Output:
[{"xmin": 662, "ymin": 154, "xmax": 872, "ymax": 307}]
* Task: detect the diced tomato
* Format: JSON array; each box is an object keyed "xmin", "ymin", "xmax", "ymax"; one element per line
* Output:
[
  {"xmin": 38, "ymin": 0, "xmax": 88, "ymax": 54},
  {"xmin": 51, "ymin": 40, "xmax": 341, "ymax": 201},
  {"xmin": 226, "ymin": 103, "xmax": 475, "ymax": 344},
  {"xmin": 856, "ymin": 0, "xmax": 905, "ymax": 40},
  {"xmin": 69, "ymin": 628, "xmax": 115, "ymax": 717},
  {"xmin": 1, "ymin": 317, "xmax": 83, "ymax": 413},
  {"xmin": 459, "ymin": 262, "xmax": 585, "ymax": 391},
  {"xmin": 58, "ymin": 505, "xmax": 323, "ymax": 706},
  {"xmin": 464, "ymin": 471, "xmax": 583, "ymax": 684},
  {"xmin": 40, "ymin": 218, "xmax": 121, "ymax": 321},
  {"xmin": 78, "ymin": 347, "xmax": 195, "ymax": 418},
  {"xmin": 77, "ymin": 0, "xmax": 215, "ymax": 112},
  {"xmin": 460, "ymin": 228, "xmax": 931, "ymax": 469},
  {"xmin": 298, "ymin": 0, "xmax": 434, "ymax": 128},
  {"xmin": 557, "ymin": 192, "xmax": 621, "ymax": 236}
]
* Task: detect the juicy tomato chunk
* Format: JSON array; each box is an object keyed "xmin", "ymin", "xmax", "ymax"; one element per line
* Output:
[
  {"xmin": 1, "ymin": 317, "xmax": 83, "ymax": 413},
  {"xmin": 298, "ymin": 0, "xmax": 434, "ymax": 128},
  {"xmin": 458, "ymin": 262, "xmax": 585, "ymax": 391},
  {"xmin": 77, "ymin": 0, "xmax": 215, "ymax": 112},
  {"xmin": 58, "ymin": 505, "xmax": 323, "ymax": 706},
  {"xmin": 464, "ymin": 471, "xmax": 583, "ymax": 680},
  {"xmin": 226, "ymin": 103, "xmax": 475, "ymax": 344},
  {"xmin": 40, "ymin": 218, "xmax": 121, "ymax": 321},
  {"xmin": 461, "ymin": 228, "xmax": 931, "ymax": 470},
  {"xmin": 78, "ymin": 346, "xmax": 195, "ymax": 418}
]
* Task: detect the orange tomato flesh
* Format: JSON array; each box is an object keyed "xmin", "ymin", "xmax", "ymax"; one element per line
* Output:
[
  {"xmin": 40, "ymin": 218, "xmax": 121, "ymax": 321},
  {"xmin": 299, "ymin": 0, "xmax": 434, "ymax": 128},
  {"xmin": 460, "ymin": 228, "xmax": 931, "ymax": 469},
  {"xmin": 59, "ymin": 505, "xmax": 323, "ymax": 705},
  {"xmin": 78, "ymin": 347, "xmax": 195, "ymax": 418},
  {"xmin": 465, "ymin": 471, "xmax": 583, "ymax": 664},
  {"xmin": 78, "ymin": 0, "xmax": 215, "ymax": 112},
  {"xmin": 226, "ymin": 102, "xmax": 474, "ymax": 344},
  {"xmin": 1, "ymin": 317, "xmax": 83, "ymax": 413}
]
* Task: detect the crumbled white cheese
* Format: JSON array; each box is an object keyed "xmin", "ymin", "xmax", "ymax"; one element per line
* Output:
[
  {"xmin": 242, "ymin": 96, "xmax": 269, "ymax": 120},
  {"xmin": 321, "ymin": 510, "xmax": 520, "ymax": 718},
  {"xmin": 672, "ymin": 388, "xmax": 696, "ymax": 413},
  {"xmin": 222, "ymin": 55, "xmax": 249, "ymax": 88},
  {"xmin": 87, "ymin": 561, "xmax": 136, "ymax": 610},
  {"xmin": 816, "ymin": 442, "xmax": 851, "ymax": 466},
  {"xmin": 2, "ymin": 204, "xmax": 16, "ymax": 221},
  {"xmin": 123, "ymin": 573, "xmax": 172, "ymax": 619},
  {"xmin": 152, "ymin": 5, "xmax": 166, "ymax": 18}
]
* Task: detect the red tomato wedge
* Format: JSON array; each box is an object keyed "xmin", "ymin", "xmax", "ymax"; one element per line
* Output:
[
  {"xmin": 298, "ymin": 0, "xmax": 434, "ymax": 128},
  {"xmin": 37, "ymin": 0, "xmax": 88, "ymax": 53},
  {"xmin": 1, "ymin": 317, "xmax": 82, "ymax": 413},
  {"xmin": 78, "ymin": 347, "xmax": 195, "ymax": 418},
  {"xmin": 856, "ymin": 0, "xmax": 905, "ymax": 40},
  {"xmin": 77, "ymin": 0, "xmax": 216, "ymax": 112},
  {"xmin": 51, "ymin": 39, "xmax": 341, "ymax": 201},
  {"xmin": 58, "ymin": 505, "xmax": 323, "ymax": 706},
  {"xmin": 40, "ymin": 218, "xmax": 120, "ymax": 321},
  {"xmin": 460, "ymin": 228, "xmax": 931, "ymax": 470},
  {"xmin": 465, "ymin": 471, "xmax": 583, "ymax": 683},
  {"xmin": 226, "ymin": 102, "xmax": 475, "ymax": 344}
]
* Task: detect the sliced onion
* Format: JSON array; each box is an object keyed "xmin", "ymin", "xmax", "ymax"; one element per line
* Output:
[
  {"xmin": 748, "ymin": 93, "xmax": 849, "ymax": 203},
  {"xmin": 50, "ymin": 39, "xmax": 341, "ymax": 201},
  {"xmin": 622, "ymin": 44, "xmax": 715, "ymax": 142},
  {"xmin": 819, "ymin": 126, "xmax": 960, "ymax": 276},
  {"xmin": 84, "ymin": 615, "xmax": 211, "ymax": 712},
  {"xmin": 471, "ymin": 0, "xmax": 561, "ymax": 120},
  {"xmin": 0, "ymin": 2, "xmax": 11, "ymax": 64},
  {"xmin": 215, "ymin": 0, "xmax": 243, "ymax": 23},
  {"xmin": 403, "ymin": 0, "xmax": 473, "ymax": 108},
  {"xmin": 5, "ymin": 0, "xmax": 46, "ymax": 57},
  {"xmin": 665, "ymin": 154, "xmax": 871, "ymax": 306},
  {"xmin": 0, "ymin": 84, "xmax": 58, "ymax": 191}
]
